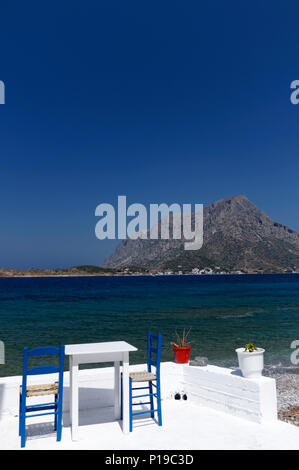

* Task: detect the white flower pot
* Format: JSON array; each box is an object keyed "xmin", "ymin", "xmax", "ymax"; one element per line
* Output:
[{"xmin": 235, "ymin": 347, "xmax": 265, "ymax": 378}]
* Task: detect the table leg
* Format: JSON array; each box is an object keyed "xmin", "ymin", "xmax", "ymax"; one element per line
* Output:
[
  {"xmin": 114, "ymin": 361, "xmax": 120, "ymax": 419},
  {"xmin": 71, "ymin": 359, "xmax": 79, "ymax": 441},
  {"xmin": 122, "ymin": 352, "xmax": 129, "ymax": 434}
]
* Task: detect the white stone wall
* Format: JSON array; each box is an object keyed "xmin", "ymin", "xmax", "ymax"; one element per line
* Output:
[{"xmin": 183, "ymin": 364, "xmax": 277, "ymax": 423}]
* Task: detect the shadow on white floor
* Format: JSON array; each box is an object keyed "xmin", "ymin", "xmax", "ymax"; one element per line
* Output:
[{"xmin": 1, "ymin": 400, "xmax": 299, "ymax": 450}]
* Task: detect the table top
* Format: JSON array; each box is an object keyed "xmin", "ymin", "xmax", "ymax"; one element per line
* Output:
[{"xmin": 65, "ymin": 341, "xmax": 138, "ymax": 356}]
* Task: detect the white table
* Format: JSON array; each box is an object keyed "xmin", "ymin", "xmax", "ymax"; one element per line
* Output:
[{"xmin": 65, "ymin": 341, "xmax": 137, "ymax": 440}]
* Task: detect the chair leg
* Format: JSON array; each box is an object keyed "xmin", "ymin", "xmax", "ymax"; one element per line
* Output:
[
  {"xmin": 149, "ymin": 382, "xmax": 154, "ymax": 418},
  {"xmin": 157, "ymin": 379, "xmax": 162, "ymax": 426},
  {"xmin": 54, "ymin": 394, "xmax": 58, "ymax": 431},
  {"xmin": 120, "ymin": 374, "xmax": 123, "ymax": 420},
  {"xmin": 20, "ymin": 389, "xmax": 27, "ymax": 448},
  {"xmin": 56, "ymin": 393, "xmax": 63, "ymax": 442},
  {"xmin": 20, "ymin": 411, "xmax": 26, "ymax": 448},
  {"xmin": 19, "ymin": 393, "xmax": 22, "ymax": 436},
  {"xmin": 129, "ymin": 377, "xmax": 133, "ymax": 432}
]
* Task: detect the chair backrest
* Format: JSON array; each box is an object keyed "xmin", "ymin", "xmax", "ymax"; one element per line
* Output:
[
  {"xmin": 22, "ymin": 345, "xmax": 65, "ymax": 393},
  {"xmin": 147, "ymin": 332, "xmax": 162, "ymax": 375}
]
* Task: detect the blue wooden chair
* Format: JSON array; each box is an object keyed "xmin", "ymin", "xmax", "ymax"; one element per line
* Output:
[
  {"xmin": 19, "ymin": 345, "xmax": 65, "ymax": 448},
  {"xmin": 121, "ymin": 332, "xmax": 162, "ymax": 431}
]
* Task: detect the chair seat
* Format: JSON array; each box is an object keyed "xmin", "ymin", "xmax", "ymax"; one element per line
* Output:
[
  {"xmin": 129, "ymin": 371, "xmax": 156, "ymax": 382},
  {"xmin": 21, "ymin": 383, "xmax": 59, "ymax": 397}
]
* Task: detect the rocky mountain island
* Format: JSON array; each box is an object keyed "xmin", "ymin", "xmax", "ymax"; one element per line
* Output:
[{"xmin": 103, "ymin": 195, "xmax": 299, "ymax": 274}]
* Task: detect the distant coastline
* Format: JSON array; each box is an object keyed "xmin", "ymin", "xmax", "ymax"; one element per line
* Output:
[
  {"xmin": 0, "ymin": 265, "xmax": 118, "ymax": 278},
  {"xmin": 0, "ymin": 265, "xmax": 299, "ymax": 279}
]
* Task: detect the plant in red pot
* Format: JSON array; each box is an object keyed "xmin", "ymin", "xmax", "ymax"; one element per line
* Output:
[{"xmin": 171, "ymin": 328, "xmax": 192, "ymax": 364}]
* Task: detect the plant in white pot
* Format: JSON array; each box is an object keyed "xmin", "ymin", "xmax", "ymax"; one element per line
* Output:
[{"xmin": 235, "ymin": 342, "xmax": 265, "ymax": 378}]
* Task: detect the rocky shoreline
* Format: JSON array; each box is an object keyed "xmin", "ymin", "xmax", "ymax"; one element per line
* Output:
[{"xmin": 274, "ymin": 374, "xmax": 299, "ymax": 426}]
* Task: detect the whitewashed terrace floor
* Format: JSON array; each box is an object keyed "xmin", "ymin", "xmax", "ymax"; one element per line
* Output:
[{"xmin": 1, "ymin": 400, "xmax": 299, "ymax": 450}]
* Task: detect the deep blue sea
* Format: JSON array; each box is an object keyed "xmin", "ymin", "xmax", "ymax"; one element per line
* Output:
[{"xmin": 0, "ymin": 274, "xmax": 298, "ymax": 377}]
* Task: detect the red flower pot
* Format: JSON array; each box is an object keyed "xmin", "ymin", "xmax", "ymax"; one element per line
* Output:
[{"xmin": 172, "ymin": 345, "xmax": 191, "ymax": 364}]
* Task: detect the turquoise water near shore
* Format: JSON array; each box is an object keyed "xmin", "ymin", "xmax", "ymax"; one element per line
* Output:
[{"xmin": 0, "ymin": 273, "xmax": 298, "ymax": 377}]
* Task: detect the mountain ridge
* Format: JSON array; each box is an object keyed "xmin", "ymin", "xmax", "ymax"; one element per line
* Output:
[{"xmin": 103, "ymin": 195, "xmax": 299, "ymax": 273}]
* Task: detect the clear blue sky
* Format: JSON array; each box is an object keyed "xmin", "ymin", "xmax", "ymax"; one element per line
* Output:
[{"xmin": 1, "ymin": 1, "xmax": 299, "ymax": 268}]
